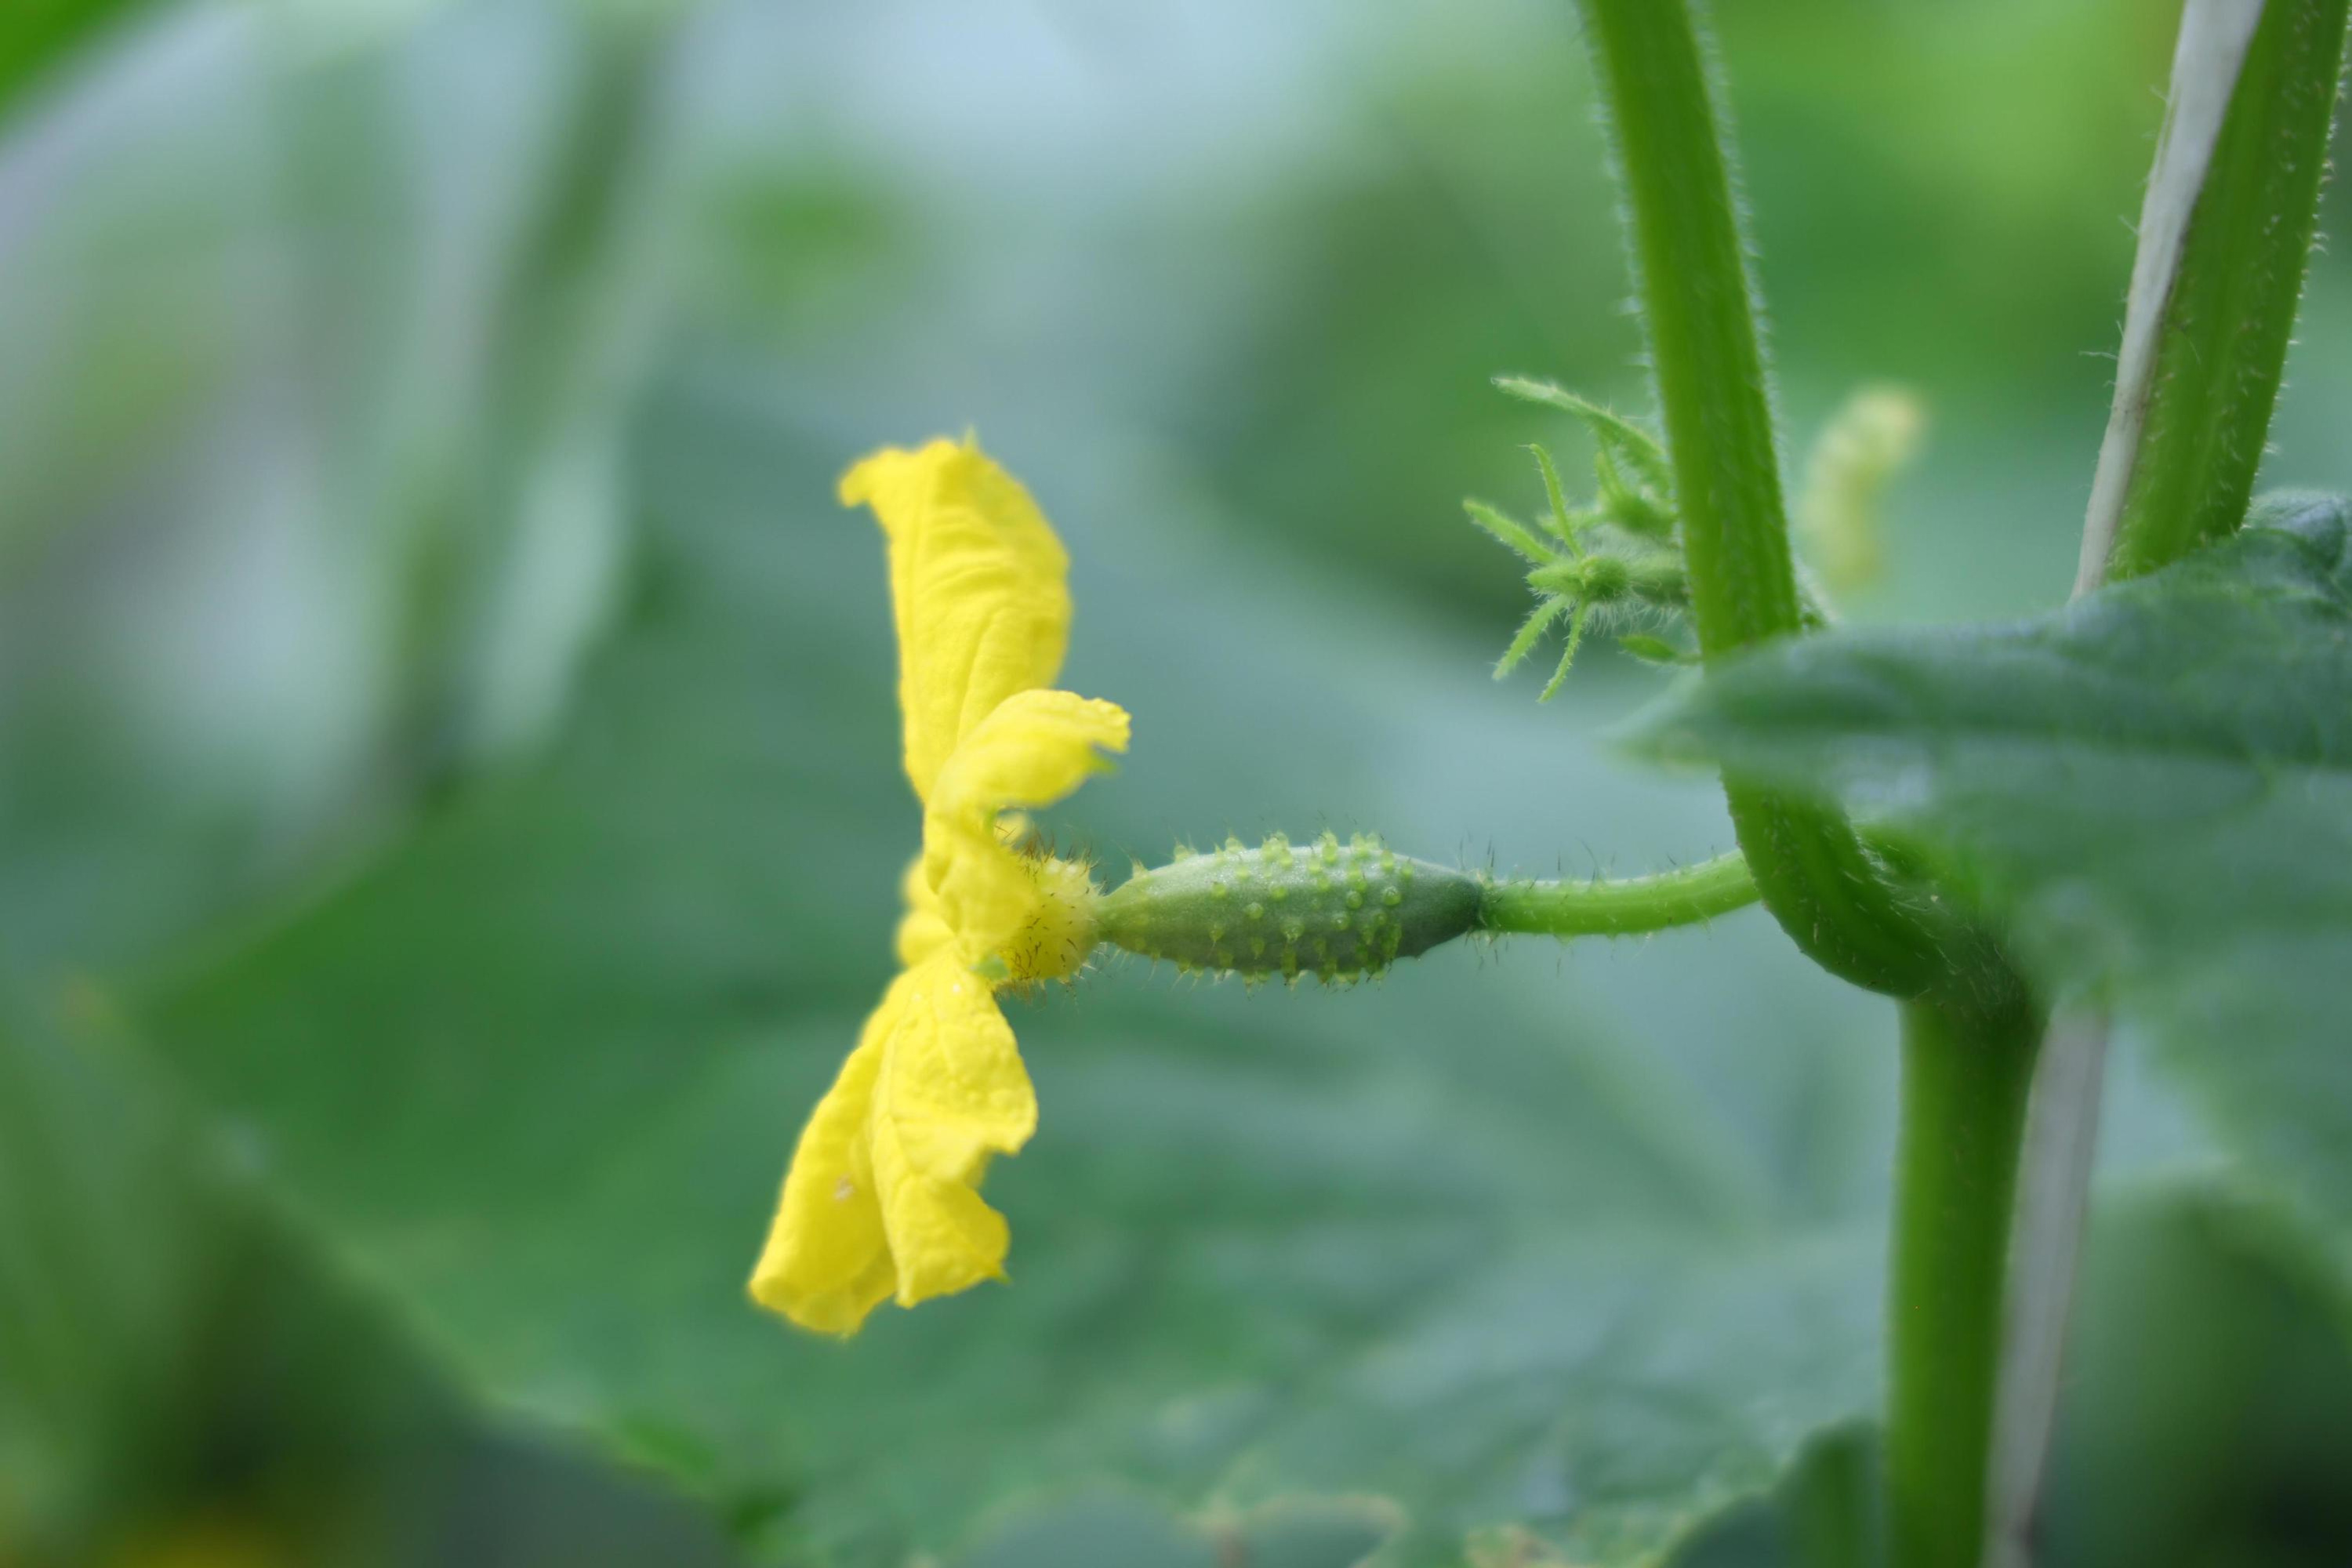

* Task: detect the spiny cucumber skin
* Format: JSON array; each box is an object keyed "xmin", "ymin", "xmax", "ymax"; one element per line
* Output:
[{"xmin": 1095, "ymin": 833, "xmax": 1482, "ymax": 984}]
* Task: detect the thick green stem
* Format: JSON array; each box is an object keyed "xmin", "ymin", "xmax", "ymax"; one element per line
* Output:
[
  {"xmin": 1576, "ymin": 0, "xmax": 1944, "ymax": 999},
  {"xmin": 2098, "ymin": 0, "xmax": 2352, "ymax": 583},
  {"xmin": 1889, "ymin": 995, "xmax": 2042, "ymax": 1568},
  {"xmin": 2000, "ymin": 9, "xmax": 2350, "ymax": 1561},
  {"xmin": 1479, "ymin": 851, "xmax": 1755, "ymax": 937}
]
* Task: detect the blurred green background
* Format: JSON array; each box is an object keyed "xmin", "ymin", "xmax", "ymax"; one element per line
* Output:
[{"xmin": 3, "ymin": 1, "xmax": 2350, "ymax": 1564}]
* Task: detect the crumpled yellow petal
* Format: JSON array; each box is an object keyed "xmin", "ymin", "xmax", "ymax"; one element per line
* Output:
[
  {"xmin": 922, "ymin": 689, "xmax": 1131, "ymax": 963},
  {"xmin": 866, "ymin": 957, "xmax": 1036, "ymax": 1303},
  {"xmin": 895, "ymin": 815, "xmax": 1037, "ymax": 967},
  {"xmin": 748, "ymin": 951, "xmax": 1037, "ymax": 1334},
  {"xmin": 894, "ymin": 854, "xmax": 954, "ymax": 968},
  {"xmin": 748, "ymin": 989, "xmax": 898, "ymax": 1334},
  {"xmin": 840, "ymin": 438, "xmax": 1071, "ymax": 804}
]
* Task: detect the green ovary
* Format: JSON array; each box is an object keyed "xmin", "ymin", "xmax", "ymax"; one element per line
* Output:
[{"xmin": 1095, "ymin": 833, "xmax": 1483, "ymax": 983}]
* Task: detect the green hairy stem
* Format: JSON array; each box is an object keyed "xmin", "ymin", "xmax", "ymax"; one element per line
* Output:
[
  {"xmin": 1889, "ymin": 995, "xmax": 2042, "ymax": 1568},
  {"xmin": 1575, "ymin": 0, "xmax": 1945, "ymax": 1000},
  {"xmin": 2100, "ymin": 0, "xmax": 2352, "ymax": 583},
  {"xmin": 1573, "ymin": 2, "xmax": 2064, "ymax": 1561},
  {"xmin": 1479, "ymin": 851, "xmax": 1755, "ymax": 938}
]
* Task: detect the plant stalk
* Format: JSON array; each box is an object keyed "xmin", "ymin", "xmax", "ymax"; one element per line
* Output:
[
  {"xmin": 1889, "ymin": 994, "xmax": 2042, "ymax": 1568},
  {"xmin": 2095, "ymin": 0, "xmax": 2351, "ymax": 584},
  {"xmin": 1574, "ymin": 9, "xmax": 2062, "ymax": 1562},
  {"xmin": 1575, "ymin": 0, "xmax": 1944, "ymax": 999},
  {"xmin": 1479, "ymin": 851, "xmax": 1755, "ymax": 937},
  {"xmin": 2002, "ymin": 5, "xmax": 2349, "ymax": 1562}
]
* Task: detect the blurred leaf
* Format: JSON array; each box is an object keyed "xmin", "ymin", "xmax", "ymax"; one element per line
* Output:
[
  {"xmin": 946, "ymin": 1490, "xmax": 1395, "ymax": 1568},
  {"xmin": 1657, "ymin": 1425, "xmax": 1881, "ymax": 1568},
  {"xmin": 950, "ymin": 1493, "xmax": 1206, "ymax": 1568},
  {"xmin": 2042, "ymin": 1189, "xmax": 2352, "ymax": 1567},
  {"xmin": 1643, "ymin": 492, "xmax": 2352, "ymax": 1273},
  {"xmin": 1721, "ymin": 0, "xmax": 2172, "ymax": 406},
  {"xmin": 1657, "ymin": 1185, "xmax": 2352, "ymax": 1568},
  {"xmin": 1171, "ymin": 39, "xmax": 1639, "ymax": 630},
  {"xmin": 0, "ymin": 0, "xmax": 150, "ymax": 125},
  {"xmin": 680, "ymin": 166, "xmax": 910, "ymax": 346},
  {"xmin": 0, "ymin": 0, "xmax": 672, "ymax": 979},
  {"xmin": 132, "ymin": 396, "xmax": 1895, "ymax": 1566},
  {"xmin": 0, "ymin": 1001, "xmax": 745, "ymax": 1566}
]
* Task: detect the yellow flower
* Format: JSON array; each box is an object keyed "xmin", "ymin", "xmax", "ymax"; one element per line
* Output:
[{"xmin": 750, "ymin": 437, "xmax": 1130, "ymax": 1335}]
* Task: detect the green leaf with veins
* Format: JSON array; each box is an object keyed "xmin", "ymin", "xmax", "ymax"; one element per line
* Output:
[
  {"xmin": 1642, "ymin": 492, "xmax": 2352, "ymax": 1266},
  {"xmin": 129, "ymin": 406, "xmax": 1893, "ymax": 1567}
]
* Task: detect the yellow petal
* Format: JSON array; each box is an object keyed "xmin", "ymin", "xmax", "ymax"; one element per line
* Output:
[
  {"xmin": 749, "ymin": 952, "xmax": 1037, "ymax": 1334},
  {"xmin": 922, "ymin": 689, "xmax": 1130, "ymax": 961},
  {"xmin": 747, "ymin": 992, "xmax": 898, "ymax": 1335},
  {"xmin": 868, "ymin": 962, "xmax": 1036, "ymax": 1306},
  {"xmin": 894, "ymin": 854, "xmax": 954, "ymax": 967},
  {"xmin": 895, "ymin": 815, "xmax": 1035, "ymax": 967},
  {"xmin": 840, "ymin": 438, "xmax": 1071, "ymax": 804}
]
